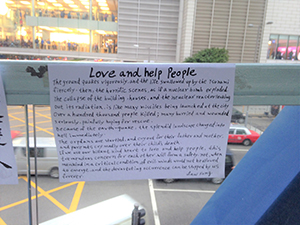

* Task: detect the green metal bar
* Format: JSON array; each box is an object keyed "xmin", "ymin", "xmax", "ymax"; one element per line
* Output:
[
  {"xmin": 25, "ymin": 105, "xmax": 33, "ymax": 225},
  {"xmin": 33, "ymin": 105, "xmax": 39, "ymax": 225},
  {"xmin": 1, "ymin": 61, "xmax": 299, "ymax": 105}
]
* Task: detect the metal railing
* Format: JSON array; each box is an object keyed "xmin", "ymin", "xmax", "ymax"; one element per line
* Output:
[
  {"xmin": 1, "ymin": 61, "xmax": 299, "ymax": 225},
  {"xmin": 1, "ymin": 61, "xmax": 299, "ymax": 106}
]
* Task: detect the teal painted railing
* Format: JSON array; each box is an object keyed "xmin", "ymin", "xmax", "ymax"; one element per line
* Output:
[{"xmin": 1, "ymin": 61, "xmax": 299, "ymax": 106}]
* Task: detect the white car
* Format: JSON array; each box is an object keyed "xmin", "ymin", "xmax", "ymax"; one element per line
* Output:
[{"xmin": 13, "ymin": 137, "xmax": 59, "ymax": 178}]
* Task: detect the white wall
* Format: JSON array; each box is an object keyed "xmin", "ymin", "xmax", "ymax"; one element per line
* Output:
[{"xmin": 178, "ymin": 0, "xmax": 196, "ymax": 62}]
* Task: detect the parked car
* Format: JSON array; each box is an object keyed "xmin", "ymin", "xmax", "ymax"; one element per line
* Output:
[
  {"xmin": 228, "ymin": 124, "xmax": 260, "ymax": 146},
  {"xmin": 231, "ymin": 108, "xmax": 246, "ymax": 123},
  {"xmin": 13, "ymin": 137, "xmax": 59, "ymax": 178},
  {"xmin": 163, "ymin": 148, "xmax": 235, "ymax": 184}
]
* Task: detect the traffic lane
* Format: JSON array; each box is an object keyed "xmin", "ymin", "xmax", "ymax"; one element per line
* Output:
[
  {"xmin": 153, "ymin": 179, "xmax": 217, "ymax": 225},
  {"xmin": 8, "ymin": 105, "xmax": 53, "ymax": 138},
  {"xmin": 36, "ymin": 179, "xmax": 154, "ymax": 224},
  {"xmin": 5, "ymin": 105, "xmax": 250, "ymax": 225},
  {"xmin": 155, "ymin": 190, "xmax": 212, "ymax": 225},
  {"xmin": 154, "ymin": 178, "xmax": 219, "ymax": 191},
  {"xmin": 150, "ymin": 145, "xmax": 250, "ymax": 224},
  {"xmin": 0, "ymin": 177, "xmax": 155, "ymax": 225},
  {"xmin": 1, "ymin": 177, "xmax": 220, "ymax": 225},
  {"xmin": 1, "ymin": 156, "xmax": 248, "ymax": 225},
  {"xmin": 8, "ymin": 106, "xmax": 26, "ymax": 135},
  {"xmin": 26, "ymin": 105, "xmax": 53, "ymax": 138},
  {"xmin": 0, "ymin": 176, "xmax": 83, "ymax": 224},
  {"xmin": 228, "ymin": 143, "xmax": 250, "ymax": 165},
  {"xmin": 0, "ymin": 177, "xmax": 34, "ymax": 225},
  {"xmin": 37, "ymin": 179, "xmax": 85, "ymax": 223},
  {"xmin": 153, "ymin": 144, "xmax": 250, "ymax": 191},
  {"xmin": 0, "ymin": 198, "xmax": 29, "ymax": 225},
  {"xmin": 75, "ymin": 180, "xmax": 154, "ymax": 225}
]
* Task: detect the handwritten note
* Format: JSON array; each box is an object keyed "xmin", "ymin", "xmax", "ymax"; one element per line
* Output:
[
  {"xmin": 0, "ymin": 75, "xmax": 18, "ymax": 184},
  {"xmin": 48, "ymin": 63, "xmax": 235, "ymax": 182}
]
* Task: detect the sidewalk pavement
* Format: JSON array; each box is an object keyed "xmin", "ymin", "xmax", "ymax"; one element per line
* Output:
[{"xmin": 234, "ymin": 106, "xmax": 272, "ymax": 117}]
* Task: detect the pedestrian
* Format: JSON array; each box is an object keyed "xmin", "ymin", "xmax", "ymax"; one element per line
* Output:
[
  {"xmin": 289, "ymin": 51, "xmax": 293, "ymax": 60},
  {"xmin": 276, "ymin": 51, "xmax": 281, "ymax": 59},
  {"xmin": 35, "ymin": 37, "xmax": 39, "ymax": 48},
  {"xmin": 112, "ymin": 13, "xmax": 115, "ymax": 22},
  {"xmin": 41, "ymin": 38, "xmax": 44, "ymax": 49}
]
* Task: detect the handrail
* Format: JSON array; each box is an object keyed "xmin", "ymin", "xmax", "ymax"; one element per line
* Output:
[{"xmin": 1, "ymin": 61, "xmax": 299, "ymax": 105}]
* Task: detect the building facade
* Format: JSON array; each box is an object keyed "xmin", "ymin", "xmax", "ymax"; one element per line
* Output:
[
  {"xmin": 261, "ymin": 0, "xmax": 300, "ymax": 64},
  {"xmin": 181, "ymin": 0, "xmax": 267, "ymax": 63},
  {"xmin": 0, "ymin": 0, "xmax": 299, "ymax": 64}
]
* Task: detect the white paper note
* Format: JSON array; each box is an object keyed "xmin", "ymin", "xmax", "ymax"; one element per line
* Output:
[
  {"xmin": 0, "ymin": 75, "xmax": 18, "ymax": 184},
  {"xmin": 48, "ymin": 63, "xmax": 235, "ymax": 182}
]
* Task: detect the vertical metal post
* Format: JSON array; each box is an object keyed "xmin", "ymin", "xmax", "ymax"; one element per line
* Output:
[
  {"xmin": 89, "ymin": 0, "xmax": 92, "ymax": 53},
  {"xmin": 25, "ymin": 105, "xmax": 33, "ymax": 225},
  {"xmin": 31, "ymin": 0, "xmax": 34, "ymax": 16},
  {"xmin": 89, "ymin": 0, "xmax": 92, "ymax": 20},
  {"xmin": 252, "ymin": 21, "xmax": 273, "ymax": 62},
  {"xmin": 32, "ymin": 0, "xmax": 36, "ymax": 50},
  {"xmin": 254, "ymin": 26, "xmax": 261, "ymax": 63},
  {"xmin": 33, "ymin": 105, "xmax": 39, "ymax": 225},
  {"xmin": 132, "ymin": 203, "xmax": 139, "ymax": 225},
  {"xmin": 245, "ymin": 105, "xmax": 249, "ymax": 127},
  {"xmin": 89, "ymin": 30, "xmax": 92, "ymax": 53}
]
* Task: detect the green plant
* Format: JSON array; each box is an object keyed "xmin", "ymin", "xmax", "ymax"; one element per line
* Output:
[{"xmin": 184, "ymin": 48, "xmax": 229, "ymax": 63}]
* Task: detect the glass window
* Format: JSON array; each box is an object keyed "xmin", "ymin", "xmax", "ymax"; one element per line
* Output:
[
  {"xmin": 21, "ymin": 148, "xmax": 26, "ymax": 157},
  {"xmin": 19, "ymin": 147, "xmax": 26, "ymax": 157},
  {"xmin": 229, "ymin": 129, "xmax": 234, "ymax": 134},
  {"xmin": 22, "ymin": 147, "xmax": 45, "ymax": 158},
  {"xmin": 92, "ymin": 2, "xmax": 100, "ymax": 21},
  {"xmin": 34, "ymin": 0, "xmax": 89, "ymax": 19},
  {"xmin": 0, "ymin": 1, "xmax": 33, "ymax": 49},
  {"xmin": 236, "ymin": 129, "xmax": 246, "ymax": 135},
  {"xmin": 32, "ymin": 148, "xmax": 44, "ymax": 157},
  {"xmin": 276, "ymin": 35, "xmax": 288, "ymax": 59},
  {"xmin": 267, "ymin": 35, "xmax": 278, "ymax": 59},
  {"xmin": 225, "ymin": 155, "xmax": 232, "ymax": 164},
  {"xmin": 92, "ymin": 0, "xmax": 117, "ymax": 22},
  {"xmin": 287, "ymin": 36, "xmax": 297, "ymax": 60},
  {"xmin": 1, "ymin": 1, "xmax": 118, "ymax": 54},
  {"xmin": 92, "ymin": 30, "xmax": 118, "ymax": 53}
]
